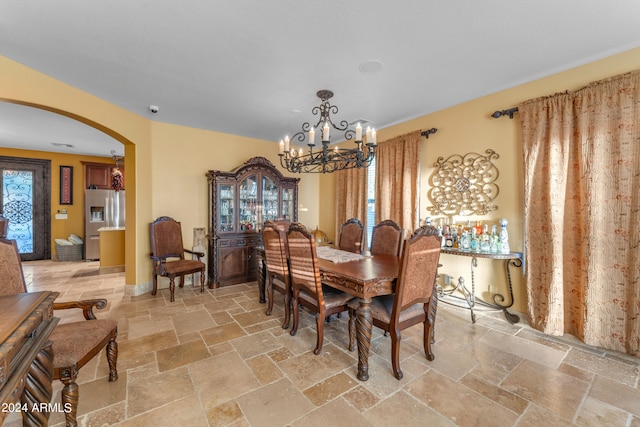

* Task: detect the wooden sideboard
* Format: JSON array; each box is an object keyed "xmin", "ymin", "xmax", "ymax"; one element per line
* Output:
[{"xmin": 0, "ymin": 292, "xmax": 59, "ymax": 426}]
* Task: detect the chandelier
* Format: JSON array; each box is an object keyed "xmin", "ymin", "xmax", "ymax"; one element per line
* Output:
[{"xmin": 278, "ymin": 90, "xmax": 376, "ymax": 173}]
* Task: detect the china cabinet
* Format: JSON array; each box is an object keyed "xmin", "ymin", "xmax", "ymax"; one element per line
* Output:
[{"xmin": 207, "ymin": 157, "xmax": 299, "ymax": 287}]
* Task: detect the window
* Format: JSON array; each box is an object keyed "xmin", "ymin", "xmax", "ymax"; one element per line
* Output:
[{"xmin": 365, "ymin": 157, "xmax": 376, "ymax": 249}]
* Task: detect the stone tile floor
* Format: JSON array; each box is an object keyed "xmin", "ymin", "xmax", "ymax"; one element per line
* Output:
[{"xmin": 5, "ymin": 260, "xmax": 639, "ymax": 426}]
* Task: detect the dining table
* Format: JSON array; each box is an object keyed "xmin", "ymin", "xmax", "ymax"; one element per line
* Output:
[
  {"xmin": 316, "ymin": 248, "xmax": 400, "ymax": 381},
  {"xmin": 255, "ymin": 244, "xmax": 400, "ymax": 381}
]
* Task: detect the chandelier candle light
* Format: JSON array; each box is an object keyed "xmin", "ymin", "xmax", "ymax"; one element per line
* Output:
[{"xmin": 278, "ymin": 90, "xmax": 377, "ymax": 173}]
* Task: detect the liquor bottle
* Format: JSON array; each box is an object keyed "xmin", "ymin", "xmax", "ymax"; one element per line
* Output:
[
  {"xmin": 480, "ymin": 223, "xmax": 490, "ymax": 252},
  {"xmin": 452, "ymin": 227, "xmax": 459, "ymax": 249},
  {"xmin": 474, "ymin": 220, "xmax": 483, "ymax": 236},
  {"xmin": 499, "ymin": 218, "xmax": 511, "ymax": 254},
  {"xmin": 443, "ymin": 224, "xmax": 453, "ymax": 248},
  {"xmin": 460, "ymin": 230, "xmax": 470, "ymax": 251},
  {"xmin": 470, "ymin": 228, "xmax": 479, "ymax": 251},
  {"xmin": 489, "ymin": 224, "xmax": 499, "ymax": 253}
]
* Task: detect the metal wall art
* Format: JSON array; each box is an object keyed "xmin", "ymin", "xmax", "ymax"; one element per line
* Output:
[{"xmin": 428, "ymin": 149, "xmax": 500, "ymax": 216}]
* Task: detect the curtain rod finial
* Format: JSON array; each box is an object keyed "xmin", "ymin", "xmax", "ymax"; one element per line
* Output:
[
  {"xmin": 492, "ymin": 108, "xmax": 519, "ymax": 119},
  {"xmin": 421, "ymin": 128, "xmax": 438, "ymax": 138}
]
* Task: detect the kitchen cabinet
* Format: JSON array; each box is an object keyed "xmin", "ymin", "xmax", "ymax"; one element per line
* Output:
[
  {"xmin": 83, "ymin": 161, "xmax": 125, "ymax": 190},
  {"xmin": 207, "ymin": 157, "xmax": 299, "ymax": 287}
]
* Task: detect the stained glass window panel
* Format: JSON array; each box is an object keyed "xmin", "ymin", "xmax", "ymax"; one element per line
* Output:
[{"xmin": 2, "ymin": 170, "xmax": 34, "ymax": 254}]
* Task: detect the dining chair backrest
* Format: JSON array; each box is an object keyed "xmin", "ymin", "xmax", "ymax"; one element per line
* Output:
[
  {"xmin": 370, "ymin": 219, "xmax": 404, "ymax": 257},
  {"xmin": 392, "ymin": 225, "xmax": 442, "ymax": 320},
  {"xmin": 0, "ymin": 238, "xmax": 28, "ymax": 296},
  {"xmin": 338, "ymin": 218, "xmax": 364, "ymax": 253},
  {"xmin": 286, "ymin": 222, "xmax": 323, "ymax": 302},
  {"xmin": 150, "ymin": 216, "xmax": 187, "ymax": 260},
  {"xmin": 262, "ymin": 220, "xmax": 289, "ymax": 278}
]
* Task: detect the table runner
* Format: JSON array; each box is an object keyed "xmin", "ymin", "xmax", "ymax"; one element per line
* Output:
[{"xmin": 316, "ymin": 246, "xmax": 365, "ymax": 263}]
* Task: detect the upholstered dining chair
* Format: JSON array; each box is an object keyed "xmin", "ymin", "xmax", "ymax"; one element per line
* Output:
[
  {"xmin": 348, "ymin": 225, "xmax": 442, "ymax": 380},
  {"xmin": 150, "ymin": 216, "xmax": 206, "ymax": 302},
  {"xmin": 262, "ymin": 220, "xmax": 292, "ymax": 329},
  {"xmin": 338, "ymin": 218, "xmax": 364, "ymax": 253},
  {"xmin": 0, "ymin": 237, "xmax": 118, "ymax": 427},
  {"xmin": 370, "ymin": 219, "xmax": 404, "ymax": 257},
  {"xmin": 287, "ymin": 222, "xmax": 355, "ymax": 355}
]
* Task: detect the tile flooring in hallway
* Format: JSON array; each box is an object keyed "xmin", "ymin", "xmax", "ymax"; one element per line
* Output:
[{"xmin": 4, "ymin": 260, "xmax": 640, "ymax": 427}]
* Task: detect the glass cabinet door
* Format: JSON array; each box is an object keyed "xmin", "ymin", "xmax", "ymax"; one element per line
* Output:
[
  {"xmin": 262, "ymin": 176, "xmax": 278, "ymax": 222},
  {"xmin": 218, "ymin": 183, "xmax": 235, "ymax": 232},
  {"xmin": 239, "ymin": 175, "xmax": 258, "ymax": 231},
  {"xmin": 281, "ymin": 188, "xmax": 294, "ymax": 220}
]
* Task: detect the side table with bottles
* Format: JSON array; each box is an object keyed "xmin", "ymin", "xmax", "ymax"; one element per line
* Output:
[{"xmin": 437, "ymin": 248, "xmax": 523, "ymax": 324}]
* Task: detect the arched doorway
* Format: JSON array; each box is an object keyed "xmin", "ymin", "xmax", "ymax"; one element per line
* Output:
[{"xmin": 0, "ymin": 101, "xmax": 135, "ymax": 275}]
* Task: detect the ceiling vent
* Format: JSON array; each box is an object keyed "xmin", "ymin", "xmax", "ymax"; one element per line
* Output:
[{"xmin": 349, "ymin": 119, "xmax": 374, "ymax": 126}]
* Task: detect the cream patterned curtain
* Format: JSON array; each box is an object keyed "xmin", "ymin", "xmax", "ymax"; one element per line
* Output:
[
  {"xmin": 375, "ymin": 130, "xmax": 421, "ymax": 236},
  {"xmin": 334, "ymin": 166, "xmax": 367, "ymax": 242},
  {"xmin": 519, "ymin": 70, "xmax": 640, "ymax": 356}
]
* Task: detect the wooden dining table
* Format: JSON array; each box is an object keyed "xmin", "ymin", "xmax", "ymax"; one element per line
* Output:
[
  {"xmin": 317, "ymin": 252, "xmax": 400, "ymax": 381},
  {"xmin": 254, "ymin": 245, "xmax": 400, "ymax": 381}
]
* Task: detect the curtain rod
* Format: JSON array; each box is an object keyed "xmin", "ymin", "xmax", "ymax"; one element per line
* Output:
[
  {"xmin": 421, "ymin": 128, "xmax": 438, "ymax": 138},
  {"xmin": 491, "ymin": 107, "xmax": 519, "ymax": 119}
]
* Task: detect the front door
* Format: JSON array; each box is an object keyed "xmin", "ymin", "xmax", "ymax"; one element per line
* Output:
[{"xmin": 0, "ymin": 156, "xmax": 51, "ymax": 261}]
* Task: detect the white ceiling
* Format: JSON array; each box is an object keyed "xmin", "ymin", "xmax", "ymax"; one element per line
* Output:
[{"xmin": 1, "ymin": 1, "xmax": 640, "ymax": 157}]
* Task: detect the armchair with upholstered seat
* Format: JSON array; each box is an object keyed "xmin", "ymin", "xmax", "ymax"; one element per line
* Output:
[
  {"xmin": 0, "ymin": 237, "xmax": 118, "ymax": 427},
  {"xmin": 150, "ymin": 216, "xmax": 206, "ymax": 302},
  {"xmin": 348, "ymin": 225, "xmax": 442, "ymax": 379}
]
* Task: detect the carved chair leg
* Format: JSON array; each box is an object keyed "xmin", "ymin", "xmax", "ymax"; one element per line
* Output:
[
  {"xmin": 152, "ymin": 273, "xmax": 158, "ymax": 295},
  {"xmin": 423, "ymin": 317, "xmax": 435, "ymax": 362},
  {"xmin": 314, "ymin": 312, "xmax": 324, "ymax": 355},
  {"xmin": 169, "ymin": 277, "xmax": 176, "ymax": 302},
  {"xmin": 199, "ymin": 268, "xmax": 205, "ymax": 293},
  {"xmin": 390, "ymin": 329, "xmax": 403, "ymax": 380},
  {"xmin": 59, "ymin": 366, "xmax": 79, "ymax": 427},
  {"xmin": 290, "ymin": 292, "xmax": 299, "ymax": 336},
  {"xmin": 265, "ymin": 276, "xmax": 274, "ymax": 316},
  {"xmin": 107, "ymin": 332, "xmax": 119, "ymax": 382},
  {"xmin": 282, "ymin": 290, "xmax": 291, "ymax": 330}
]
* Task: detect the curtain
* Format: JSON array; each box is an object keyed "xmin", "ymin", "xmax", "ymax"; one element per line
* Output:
[
  {"xmin": 375, "ymin": 130, "xmax": 421, "ymax": 236},
  {"xmin": 335, "ymin": 166, "xmax": 367, "ymax": 241},
  {"xmin": 519, "ymin": 70, "xmax": 640, "ymax": 356}
]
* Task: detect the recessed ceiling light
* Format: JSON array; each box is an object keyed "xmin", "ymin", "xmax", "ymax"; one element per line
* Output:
[{"xmin": 358, "ymin": 60, "xmax": 383, "ymax": 74}]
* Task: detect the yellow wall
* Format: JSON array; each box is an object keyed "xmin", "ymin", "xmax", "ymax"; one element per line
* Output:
[
  {"xmin": 318, "ymin": 46, "xmax": 640, "ymax": 314},
  {"xmin": 2, "ymin": 46, "xmax": 640, "ymax": 307},
  {"xmin": 0, "ymin": 54, "xmax": 320, "ymax": 294},
  {"xmin": 0, "ymin": 147, "xmax": 115, "ymax": 257},
  {"xmin": 149, "ymin": 121, "xmax": 320, "ymax": 241}
]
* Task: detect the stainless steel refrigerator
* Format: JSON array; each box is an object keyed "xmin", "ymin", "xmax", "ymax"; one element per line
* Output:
[{"xmin": 84, "ymin": 189, "xmax": 125, "ymax": 260}]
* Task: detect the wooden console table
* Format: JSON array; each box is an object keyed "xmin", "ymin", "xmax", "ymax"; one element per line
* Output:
[
  {"xmin": 438, "ymin": 248, "xmax": 523, "ymax": 324},
  {"xmin": 0, "ymin": 292, "xmax": 59, "ymax": 426}
]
